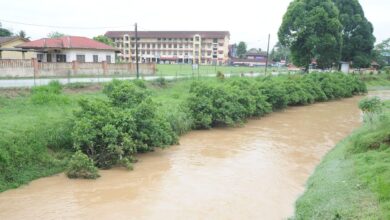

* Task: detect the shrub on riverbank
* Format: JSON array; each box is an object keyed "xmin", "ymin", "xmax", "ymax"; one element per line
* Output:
[
  {"xmin": 66, "ymin": 151, "xmax": 99, "ymax": 179},
  {"xmin": 72, "ymin": 80, "xmax": 177, "ymax": 170},
  {"xmin": 187, "ymin": 73, "xmax": 367, "ymax": 129},
  {"xmin": 0, "ymin": 73, "xmax": 367, "ymax": 187},
  {"xmin": 293, "ymin": 99, "xmax": 390, "ymax": 219}
]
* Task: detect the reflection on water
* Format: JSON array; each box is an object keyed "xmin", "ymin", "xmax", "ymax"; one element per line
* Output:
[{"xmin": 0, "ymin": 92, "xmax": 388, "ymax": 220}]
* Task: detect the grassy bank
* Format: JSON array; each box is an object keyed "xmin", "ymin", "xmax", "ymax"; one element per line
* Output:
[
  {"xmin": 360, "ymin": 73, "xmax": 390, "ymax": 90},
  {"xmin": 0, "ymin": 84, "xmax": 104, "ymax": 191},
  {"xmin": 293, "ymin": 100, "xmax": 390, "ymax": 219},
  {"xmin": 0, "ymin": 73, "xmax": 366, "ymax": 191}
]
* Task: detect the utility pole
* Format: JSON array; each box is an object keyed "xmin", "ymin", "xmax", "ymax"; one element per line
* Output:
[
  {"xmin": 265, "ymin": 34, "xmax": 270, "ymax": 75},
  {"xmin": 135, "ymin": 23, "xmax": 139, "ymax": 79}
]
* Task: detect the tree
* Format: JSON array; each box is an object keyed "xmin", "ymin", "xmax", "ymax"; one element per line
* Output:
[
  {"xmin": 0, "ymin": 22, "xmax": 13, "ymax": 37},
  {"xmin": 278, "ymin": 0, "xmax": 342, "ymax": 71},
  {"xmin": 270, "ymin": 41, "xmax": 290, "ymax": 63},
  {"xmin": 236, "ymin": 41, "xmax": 247, "ymax": 59},
  {"xmin": 373, "ymin": 38, "xmax": 390, "ymax": 67},
  {"xmin": 93, "ymin": 35, "xmax": 114, "ymax": 46},
  {"xmin": 17, "ymin": 30, "xmax": 29, "ymax": 39},
  {"xmin": 333, "ymin": 0, "xmax": 375, "ymax": 68},
  {"xmin": 47, "ymin": 31, "xmax": 65, "ymax": 38}
]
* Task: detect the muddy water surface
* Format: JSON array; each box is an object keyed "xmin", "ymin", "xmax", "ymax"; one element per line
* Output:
[{"xmin": 0, "ymin": 95, "xmax": 374, "ymax": 220}]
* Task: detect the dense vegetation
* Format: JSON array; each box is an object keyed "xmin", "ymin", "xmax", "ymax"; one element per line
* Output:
[
  {"xmin": 70, "ymin": 80, "xmax": 177, "ymax": 174},
  {"xmin": 187, "ymin": 73, "xmax": 366, "ymax": 129},
  {"xmin": 279, "ymin": 0, "xmax": 375, "ymax": 69},
  {"xmin": 293, "ymin": 98, "xmax": 390, "ymax": 219},
  {"xmin": 0, "ymin": 72, "xmax": 367, "ymax": 190}
]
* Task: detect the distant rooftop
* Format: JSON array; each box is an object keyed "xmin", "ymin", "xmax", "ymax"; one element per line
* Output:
[
  {"xmin": 105, "ymin": 31, "xmax": 230, "ymax": 39},
  {"xmin": 16, "ymin": 36, "xmax": 117, "ymax": 51},
  {"xmin": 0, "ymin": 36, "xmax": 28, "ymax": 45}
]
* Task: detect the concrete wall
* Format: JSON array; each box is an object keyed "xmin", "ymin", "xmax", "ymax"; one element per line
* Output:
[{"xmin": 0, "ymin": 59, "xmax": 156, "ymax": 78}]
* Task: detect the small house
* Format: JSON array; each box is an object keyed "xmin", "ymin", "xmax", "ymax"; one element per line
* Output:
[
  {"xmin": 0, "ymin": 36, "xmax": 36, "ymax": 59},
  {"xmin": 16, "ymin": 36, "xmax": 119, "ymax": 63}
]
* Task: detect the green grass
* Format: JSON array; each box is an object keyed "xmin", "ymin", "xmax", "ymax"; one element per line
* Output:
[
  {"xmin": 155, "ymin": 64, "xmax": 286, "ymax": 77},
  {"xmin": 293, "ymin": 101, "xmax": 390, "ymax": 219},
  {"xmin": 360, "ymin": 73, "xmax": 390, "ymax": 90},
  {"xmin": 0, "ymin": 85, "xmax": 105, "ymax": 192}
]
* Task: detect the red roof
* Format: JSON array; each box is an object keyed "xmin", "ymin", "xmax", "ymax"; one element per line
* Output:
[{"xmin": 16, "ymin": 36, "xmax": 118, "ymax": 51}]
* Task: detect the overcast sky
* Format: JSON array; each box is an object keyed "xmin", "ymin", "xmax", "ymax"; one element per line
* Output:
[{"xmin": 0, "ymin": 0, "xmax": 388, "ymax": 50}]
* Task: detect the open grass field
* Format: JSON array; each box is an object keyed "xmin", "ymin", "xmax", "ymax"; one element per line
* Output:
[{"xmin": 155, "ymin": 64, "xmax": 286, "ymax": 77}]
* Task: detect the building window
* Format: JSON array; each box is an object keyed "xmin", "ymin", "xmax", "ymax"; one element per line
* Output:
[
  {"xmin": 106, "ymin": 55, "xmax": 111, "ymax": 63},
  {"xmin": 93, "ymin": 55, "xmax": 99, "ymax": 63},
  {"xmin": 76, "ymin": 55, "xmax": 85, "ymax": 63},
  {"xmin": 125, "ymin": 43, "xmax": 129, "ymax": 48},
  {"xmin": 213, "ymin": 38, "xmax": 218, "ymax": 43},
  {"xmin": 56, "ymin": 54, "xmax": 66, "ymax": 62},
  {"xmin": 47, "ymin": 54, "xmax": 52, "ymax": 62},
  {"xmin": 125, "ymin": 36, "xmax": 129, "ymax": 41},
  {"xmin": 195, "ymin": 36, "xmax": 200, "ymax": 42},
  {"xmin": 37, "ymin": 54, "xmax": 44, "ymax": 62}
]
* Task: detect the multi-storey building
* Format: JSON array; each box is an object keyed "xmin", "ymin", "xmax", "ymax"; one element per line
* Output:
[{"xmin": 105, "ymin": 31, "xmax": 230, "ymax": 65}]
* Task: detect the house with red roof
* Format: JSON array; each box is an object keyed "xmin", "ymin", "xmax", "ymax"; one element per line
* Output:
[{"xmin": 16, "ymin": 36, "xmax": 119, "ymax": 63}]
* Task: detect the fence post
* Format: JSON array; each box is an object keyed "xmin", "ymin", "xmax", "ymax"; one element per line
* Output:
[
  {"xmin": 32, "ymin": 58, "xmax": 39, "ymax": 86},
  {"xmin": 102, "ymin": 61, "xmax": 108, "ymax": 76},
  {"xmin": 128, "ymin": 63, "xmax": 132, "ymax": 77},
  {"xmin": 72, "ymin": 61, "xmax": 78, "ymax": 76}
]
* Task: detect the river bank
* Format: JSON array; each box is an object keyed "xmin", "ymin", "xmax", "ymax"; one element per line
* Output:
[
  {"xmin": 0, "ymin": 95, "xmax": 363, "ymax": 219},
  {"xmin": 1, "ymin": 73, "xmax": 367, "ymax": 192},
  {"xmin": 293, "ymin": 90, "xmax": 390, "ymax": 219}
]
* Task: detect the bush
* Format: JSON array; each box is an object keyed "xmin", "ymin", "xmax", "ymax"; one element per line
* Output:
[
  {"xmin": 186, "ymin": 73, "xmax": 367, "ymax": 130},
  {"xmin": 217, "ymin": 71, "xmax": 225, "ymax": 80},
  {"xmin": 31, "ymin": 81, "xmax": 62, "ymax": 95},
  {"xmin": 104, "ymin": 80, "xmax": 150, "ymax": 108},
  {"xmin": 66, "ymin": 151, "xmax": 99, "ymax": 179},
  {"xmin": 359, "ymin": 97, "xmax": 383, "ymax": 123},
  {"xmin": 30, "ymin": 81, "xmax": 69, "ymax": 104},
  {"xmin": 257, "ymin": 78, "xmax": 289, "ymax": 110},
  {"xmin": 72, "ymin": 80, "xmax": 177, "ymax": 170},
  {"xmin": 359, "ymin": 97, "xmax": 383, "ymax": 114},
  {"xmin": 153, "ymin": 77, "xmax": 168, "ymax": 87},
  {"xmin": 187, "ymin": 79, "xmax": 272, "ymax": 129}
]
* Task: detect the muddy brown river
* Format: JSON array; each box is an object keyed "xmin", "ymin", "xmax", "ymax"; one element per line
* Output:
[{"xmin": 1, "ymin": 91, "xmax": 389, "ymax": 220}]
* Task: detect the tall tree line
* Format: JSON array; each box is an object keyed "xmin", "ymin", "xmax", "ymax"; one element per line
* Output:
[{"xmin": 278, "ymin": 0, "xmax": 375, "ymax": 70}]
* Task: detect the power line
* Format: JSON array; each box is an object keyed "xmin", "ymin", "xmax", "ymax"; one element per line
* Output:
[{"xmin": 0, "ymin": 18, "xmax": 134, "ymax": 30}]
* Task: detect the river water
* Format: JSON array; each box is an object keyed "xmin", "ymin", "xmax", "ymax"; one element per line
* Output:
[{"xmin": 0, "ymin": 92, "xmax": 388, "ymax": 220}]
